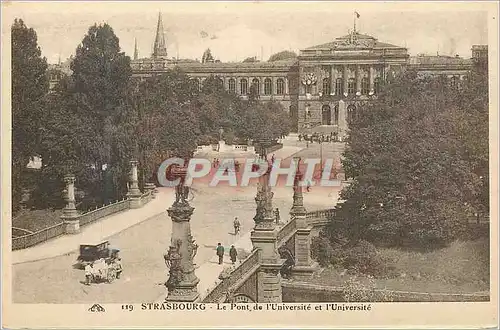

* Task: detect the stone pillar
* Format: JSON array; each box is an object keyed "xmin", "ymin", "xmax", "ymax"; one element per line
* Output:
[
  {"xmin": 343, "ymin": 65, "xmax": 348, "ymax": 97},
  {"xmin": 61, "ymin": 174, "xmax": 79, "ymax": 234},
  {"xmin": 127, "ymin": 160, "xmax": 142, "ymax": 208},
  {"xmin": 356, "ymin": 65, "xmax": 362, "ymax": 96},
  {"xmin": 251, "ymin": 140, "xmax": 285, "ymax": 302},
  {"xmin": 338, "ymin": 100, "xmax": 347, "ymax": 139},
  {"xmin": 330, "ymin": 65, "xmax": 335, "ymax": 95},
  {"xmin": 272, "ymin": 76, "xmax": 277, "ymax": 96},
  {"xmin": 289, "ymin": 158, "xmax": 318, "ymax": 279},
  {"xmin": 165, "ymin": 165, "xmax": 200, "ymax": 302},
  {"xmin": 285, "ymin": 77, "xmax": 289, "ymax": 95},
  {"xmin": 259, "ymin": 77, "xmax": 264, "ymax": 95},
  {"xmin": 369, "ymin": 66, "xmax": 375, "ymax": 95}
]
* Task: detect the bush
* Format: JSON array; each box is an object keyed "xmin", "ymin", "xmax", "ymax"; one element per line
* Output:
[
  {"xmin": 311, "ymin": 235, "xmax": 334, "ymax": 267},
  {"xmin": 343, "ymin": 240, "xmax": 396, "ymax": 278},
  {"xmin": 342, "ymin": 276, "xmax": 395, "ymax": 302}
]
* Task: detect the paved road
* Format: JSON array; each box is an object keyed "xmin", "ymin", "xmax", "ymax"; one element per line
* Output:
[{"xmin": 13, "ymin": 140, "xmax": 344, "ymax": 303}]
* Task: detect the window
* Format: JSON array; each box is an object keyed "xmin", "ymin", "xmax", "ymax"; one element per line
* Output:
[
  {"xmin": 217, "ymin": 77, "xmax": 224, "ymax": 88},
  {"xmin": 276, "ymin": 78, "xmax": 285, "ymax": 95},
  {"xmin": 361, "ymin": 77, "xmax": 369, "ymax": 95},
  {"xmin": 335, "ymin": 78, "xmax": 343, "ymax": 95},
  {"xmin": 264, "ymin": 78, "xmax": 272, "ymax": 95},
  {"xmin": 347, "ymin": 105, "xmax": 356, "ymax": 124},
  {"xmin": 334, "ymin": 105, "xmax": 339, "ymax": 125},
  {"xmin": 240, "ymin": 78, "xmax": 248, "ymax": 95},
  {"xmin": 322, "ymin": 78, "xmax": 331, "ymax": 95},
  {"xmin": 347, "ymin": 78, "xmax": 356, "ymax": 95},
  {"xmin": 251, "ymin": 78, "xmax": 260, "ymax": 95},
  {"xmin": 374, "ymin": 78, "xmax": 381, "ymax": 94},
  {"xmin": 228, "ymin": 79, "xmax": 236, "ymax": 93}
]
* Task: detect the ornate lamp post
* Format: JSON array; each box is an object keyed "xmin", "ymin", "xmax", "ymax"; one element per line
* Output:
[
  {"xmin": 61, "ymin": 174, "xmax": 79, "ymax": 234},
  {"xmin": 164, "ymin": 158, "xmax": 200, "ymax": 302}
]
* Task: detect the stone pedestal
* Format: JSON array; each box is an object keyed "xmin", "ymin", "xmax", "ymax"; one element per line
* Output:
[
  {"xmin": 127, "ymin": 160, "xmax": 142, "ymax": 209},
  {"xmin": 165, "ymin": 168, "xmax": 199, "ymax": 302},
  {"xmin": 257, "ymin": 263, "xmax": 286, "ymax": 303},
  {"xmin": 61, "ymin": 174, "xmax": 80, "ymax": 234}
]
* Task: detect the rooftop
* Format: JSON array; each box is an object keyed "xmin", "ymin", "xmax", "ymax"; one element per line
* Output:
[{"xmin": 303, "ymin": 31, "xmax": 404, "ymax": 51}]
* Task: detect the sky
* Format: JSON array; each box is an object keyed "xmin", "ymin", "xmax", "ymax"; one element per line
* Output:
[{"xmin": 3, "ymin": 2, "xmax": 490, "ymax": 64}]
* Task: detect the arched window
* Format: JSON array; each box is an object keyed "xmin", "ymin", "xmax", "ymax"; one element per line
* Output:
[
  {"xmin": 361, "ymin": 77, "xmax": 369, "ymax": 95},
  {"xmin": 240, "ymin": 78, "xmax": 248, "ymax": 95},
  {"xmin": 334, "ymin": 105, "xmax": 339, "ymax": 125},
  {"xmin": 347, "ymin": 105, "xmax": 356, "ymax": 124},
  {"xmin": 228, "ymin": 78, "xmax": 236, "ymax": 93},
  {"xmin": 322, "ymin": 78, "xmax": 331, "ymax": 95},
  {"xmin": 276, "ymin": 78, "xmax": 285, "ymax": 95},
  {"xmin": 335, "ymin": 78, "xmax": 343, "ymax": 96},
  {"xmin": 216, "ymin": 77, "xmax": 224, "ymax": 88},
  {"xmin": 264, "ymin": 78, "xmax": 272, "ymax": 95},
  {"xmin": 374, "ymin": 78, "xmax": 381, "ymax": 94},
  {"xmin": 251, "ymin": 78, "xmax": 260, "ymax": 95},
  {"xmin": 321, "ymin": 105, "xmax": 331, "ymax": 125},
  {"xmin": 347, "ymin": 78, "xmax": 356, "ymax": 95}
]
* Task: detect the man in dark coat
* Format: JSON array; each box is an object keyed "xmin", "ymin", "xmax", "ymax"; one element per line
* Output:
[
  {"xmin": 216, "ymin": 243, "xmax": 224, "ymax": 265},
  {"xmin": 229, "ymin": 245, "xmax": 238, "ymax": 264}
]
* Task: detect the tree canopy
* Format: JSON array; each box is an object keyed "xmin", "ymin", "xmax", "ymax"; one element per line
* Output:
[
  {"xmin": 328, "ymin": 67, "xmax": 489, "ymax": 249},
  {"xmin": 11, "ymin": 19, "xmax": 48, "ymax": 210}
]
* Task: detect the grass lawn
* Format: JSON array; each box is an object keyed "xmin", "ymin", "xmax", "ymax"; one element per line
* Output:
[
  {"xmin": 309, "ymin": 239, "xmax": 490, "ymax": 294},
  {"xmin": 12, "ymin": 209, "xmax": 64, "ymax": 233}
]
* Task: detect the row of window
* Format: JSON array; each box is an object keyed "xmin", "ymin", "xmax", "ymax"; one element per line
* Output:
[
  {"xmin": 194, "ymin": 77, "xmax": 287, "ymax": 95},
  {"xmin": 321, "ymin": 77, "xmax": 381, "ymax": 96}
]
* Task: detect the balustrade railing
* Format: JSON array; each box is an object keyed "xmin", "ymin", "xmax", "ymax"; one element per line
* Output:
[
  {"xmin": 306, "ymin": 208, "xmax": 335, "ymax": 226},
  {"xmin": 12, "ymin": 222, "xmax": 66, "ymax": 251},
  {"xmin": 203, "ymin": 249, "xmax": 261, "ymax": 303},
  {"xmin": 79, "ymin": 199, "xmax": 130, "ymax": 227},
  {"xmin": 13, "ymin": 190, "xmax": 156, "ymax": 250}
]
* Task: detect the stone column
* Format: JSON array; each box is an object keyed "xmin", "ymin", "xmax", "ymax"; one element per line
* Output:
[
  {"xmin": 285, "ymin": 77, "xmax": 289, "ymax": 95},
  {"xmin": 165, "ymin": 165, "xmax": 200, "ymax": 302},
  {"xmin": 289, "ymin": 158, "xmax": 318, "ymax": 279},
  {"xmin": 259, "ymin": 77, "xmax": 264, "ymax": 95},
  {"xmin": 369, "ymin": 66, "xmax": 375, "ymax": 95},
  {"xmin": 251, "ymin": 140, "xmax": 285, "ymax": 302},
  {"xmin": 343, "ymin": 65, "xmax": 348, "ymax": 97},
  {"xmin": 356, "ymin": 65, "xmax": 362, "ymax": 96},
  {"xmin": 272, "ymin": 76, "xmax": 277, "ymax": 96},
  {"xmin": 127, "ymin": 160, "xmax": 142, "ymax": 208},
  {"xmin": 61, "ymin": 174, "xmax": 79, "ymax": 234},
  {"xmin": 330, "ymin": 65, "xmax": 335, "ymax": 95}
]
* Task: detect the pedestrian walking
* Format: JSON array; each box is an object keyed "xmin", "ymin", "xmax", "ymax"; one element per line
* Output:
[
  {"xmin": 233, "ymin": 217, "xmax": 241, "ymax": 235},
  {"xmin": 306, "ymin": 180, "xmax": 311, "ymax": 192},
  {"xmin": 216, "ymin": 243, "xmax": 224, "ymax": 265},
  {"xmin": 84, "ymin": 263, "xmax": 93, "ymax": 285},
  {"xmin": 229, "ymin": 245, "xmax": 238, "ymax": 264}
]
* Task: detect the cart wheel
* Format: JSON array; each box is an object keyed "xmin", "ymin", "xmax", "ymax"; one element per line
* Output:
[{"xmin": 107, "ymin": 271, "xmax": 116, "ymax": 283}]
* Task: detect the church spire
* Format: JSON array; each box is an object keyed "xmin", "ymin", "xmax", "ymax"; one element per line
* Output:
[
  {"xmin": 134, "ymin": 38, "xmax": 138, "ymax": 60},
  {"xmin": 153, "ymin": 11, "xmax": 168, "ymax": 59}
]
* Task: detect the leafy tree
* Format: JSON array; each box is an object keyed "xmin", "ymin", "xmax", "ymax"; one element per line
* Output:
[
  {"xmin": 329, "ymin": 68, "xmax": 488, "ymax": 249},
  {"xmin": 268, "ymin": 50, "xmax": 297, "ymax": 62},
  {"xmin": 11, "ymin": 19, "xmax": 48, "ymax": 212}
]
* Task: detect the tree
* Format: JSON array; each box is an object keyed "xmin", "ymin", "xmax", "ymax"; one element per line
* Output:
[
  {"xmin": 201, "ymin": 48, "xmax": 215, "ymax": 63},
  {"xmin": 242, "ymin": 56, "xmax": 259, "ymax": 63},
  {"xmin": 11, "ymin": 19, "xmax": 48, "ymax": 211},
  {"xmin": 329, "ymin": 69, "xmax": 489, "ymax": 249},
  {"xmin": 268, "ymin": 50, "xmax": 297, "ymax": 62}
]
